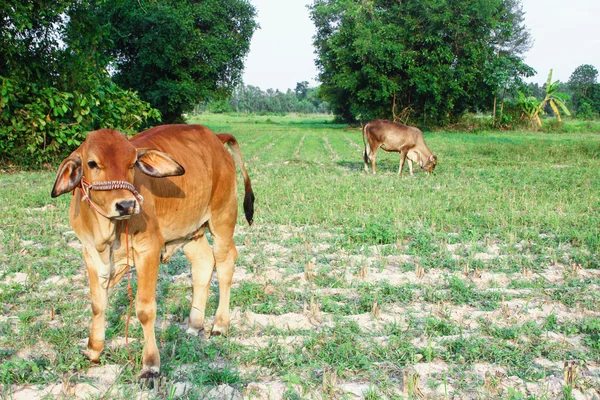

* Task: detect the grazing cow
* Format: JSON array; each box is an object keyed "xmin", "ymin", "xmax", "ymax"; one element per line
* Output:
[
  {"xmin": 51, "ymin": 124, "xmax": 254, "ymax": 378},
  {"xmin": 363, "ymin": 119, "xmax": 437, "ymax": 175}
]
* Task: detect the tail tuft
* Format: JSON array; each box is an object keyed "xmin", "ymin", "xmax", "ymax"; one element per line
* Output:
[{"xmin": 244, "ymin": 190, "xmax": 255, "ymax": 225}]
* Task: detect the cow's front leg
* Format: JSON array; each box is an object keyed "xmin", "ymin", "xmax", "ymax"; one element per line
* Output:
[
  {"xmin": 399, "ymin": 157, "xmax": 414, "ymax": 175},
  {"xmin": 83, "ymin": 249, "xmax": 109, "ymax": 362},
  {"xmin": 134, "ymin": 250, "xmax": 160, "ymax": 378},
  {"xmin": 398, "ymin": 149, "xmax": 408, "ymax": 176}
]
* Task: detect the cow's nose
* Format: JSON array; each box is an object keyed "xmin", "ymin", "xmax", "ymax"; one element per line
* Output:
[{"xmin": 115, "ymin": 200, "xmax": 136, "ymax": 216}]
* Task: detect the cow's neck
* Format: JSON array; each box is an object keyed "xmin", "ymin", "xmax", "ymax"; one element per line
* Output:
[
  {"xmin": 73, "ymin": 190, "xmax": 121, "ymax": 258},
  {"xmin": 413, "ymin": 147, "xmax": 433, "ymax": 168},
  {"xmin": 90, "ymin": 212, "xmax": 119, "ymax": 254}
]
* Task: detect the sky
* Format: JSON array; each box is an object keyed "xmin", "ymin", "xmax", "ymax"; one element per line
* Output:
[{"xmin": 242, "ymin": 0, "xmax": 600, "ymax": 91}]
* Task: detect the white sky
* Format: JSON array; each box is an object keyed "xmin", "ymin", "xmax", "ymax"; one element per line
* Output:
[{"xmin": 242, "ymin": 0, "xmax": 600, "ymax": 91}]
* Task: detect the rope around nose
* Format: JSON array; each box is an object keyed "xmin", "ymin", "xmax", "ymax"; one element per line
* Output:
[{"xmin": 77, "ymin": 178, "xmax": 143, "ymax": 219}]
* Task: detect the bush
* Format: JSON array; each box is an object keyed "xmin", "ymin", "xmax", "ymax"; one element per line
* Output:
[
  {"xmin": 0, "ymin": 75, "xmax": 160, "ymax": 167},
  {"xmin": 576, "ymin": 101, "xmax": 596, "ymax": 121}
]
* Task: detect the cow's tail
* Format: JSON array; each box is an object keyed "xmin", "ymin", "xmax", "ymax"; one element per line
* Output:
[
  {"xmin": 217, "ymin": 133, "xmax": 255, "ymax": 225},
  {"xmin": 362, "ymin": 122, "xmax": 371, "ymax": 165}
]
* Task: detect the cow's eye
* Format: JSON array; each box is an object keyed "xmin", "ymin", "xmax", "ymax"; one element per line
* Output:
[{"xmin": 87, "ymin": 160, "xmax": 98, "ymax": 169}]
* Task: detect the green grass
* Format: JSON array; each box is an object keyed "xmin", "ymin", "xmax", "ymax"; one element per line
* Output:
[{"xmin": 1, "ymin": 112, "xmax": 599, "ymax": 398}]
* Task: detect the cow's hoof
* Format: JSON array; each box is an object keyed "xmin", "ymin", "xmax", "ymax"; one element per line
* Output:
[
  {"xmin": 211, "ymin": 325, "xmax": 229, "ymax": 337},
  {"xmin": 139, "ymin": 366, "xmax": 160, "ymax": 387},
  {"xmin": 80, "ymin": 349, "xmax": 100, "ymax": 363}
]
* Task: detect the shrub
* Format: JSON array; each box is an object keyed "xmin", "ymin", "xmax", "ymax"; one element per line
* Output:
[{"xmin": 0, "ymin": 75, "xmax": 160, "ymax": 167}]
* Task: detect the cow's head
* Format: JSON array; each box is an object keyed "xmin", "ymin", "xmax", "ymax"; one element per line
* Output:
[
  {"xmin": 422, "ymin": 154, "xmax": 437, "ymax": 173},
  {"xmin": 51, "ymin": 129, "xmax": 184, "ymax": 219}
]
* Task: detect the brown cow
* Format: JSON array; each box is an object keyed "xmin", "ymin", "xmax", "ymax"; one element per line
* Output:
[
  {"xmin": 51, "ymin": 124, "xmax": 254, "ymax": 378},
  {"xmin": 363, "ymin": 119, "xmax": 437, "ymax": 175}
]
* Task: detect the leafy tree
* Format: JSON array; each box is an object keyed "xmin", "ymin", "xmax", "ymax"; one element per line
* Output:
[
  {"xmin": 489, "ymin": 0, "xmax": 534, "ymax": 125},
  {"xmin": 295, "ymin": 81, "xmax": 310, "ymax": 101},
  {"xmin": 567, "ymin": 64, "xmax": 600, "ymax": 117},
  {"xmin": 309, "ymin": 0, "xmax": 534, "ymax": 125},
  {"xmin": 0, "ymin": 0, "xmax": 159, "ymax": 165},
  {"xmin": 568, "ymin": 64, "xmax": 598, "ymax": 98},
  {"xmin": 99, "ymin": 0, "xmax": 258, "ymax": 123},
  {"xmin": 196, "ymin": 82, "xmax": 330, "ymax": 114}
]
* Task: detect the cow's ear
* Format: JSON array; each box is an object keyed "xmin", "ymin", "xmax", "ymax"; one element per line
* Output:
[
  {"xmin": 430, "ymin": 154, "xmax": 436, "ymax": 162},
  {"xmin": 136, "ymin": 149, "xmax": 185, "ymax": 177},
  {"xmin": 51, "ymin": 155, "xmax": 83, "ymax": 197}
]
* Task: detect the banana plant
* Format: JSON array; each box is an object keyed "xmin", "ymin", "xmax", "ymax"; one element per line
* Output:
[
  {"xmin": 517, "ymin": 69, "xmax": 571, "ymax": 127},
  {"xmin": 539, "ymin": 69, "xmax": 571, "ymax": 123}
]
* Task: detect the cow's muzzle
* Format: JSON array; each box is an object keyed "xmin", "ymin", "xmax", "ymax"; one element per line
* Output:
[
  {"xmin": 115, "ymin": 200, "xmax": 139, "ymax": 219},
  {"xmin": 79, "ymin": 179, "xmax": 144, "ymax": 220}
]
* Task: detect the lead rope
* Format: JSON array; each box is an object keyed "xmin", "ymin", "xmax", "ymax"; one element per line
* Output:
[{"xmin": 124, "ymin": 221, "xmax": 134, "ymax": 361}]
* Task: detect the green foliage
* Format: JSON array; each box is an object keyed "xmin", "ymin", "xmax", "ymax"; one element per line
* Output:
[
  {"xmin": 197, "ymin": 83, "xmax": 330, "ymax": 114},
  {"xmin": 0, "ymin": 0, "xmax": 160, "ymax": 166},
  {"xmin": 344, "ymin": 218, "xmax": 398, "ymax": 245},
  {"xmin": 0, "ymin": 75, "xmax": 160, "ymax": 165},
  {"xmin": 515, "ymin": 70, "xmax": 571, "ymax": 128},
  {"xmin": 0, "ymin": 1, "xmax": 74, "ymax": 79},
  {"xmin": 568, "ymin": 64, "xmax": 598, "ymax": 97},
  {"xmin": 579, "ymin": 318, "xmax": 600, "ymax": 350},
  {"xmin": 309, "ymin": 0, "xmax": 533, "ymax": 125},
  {"xmin": 568, "ymin": 64, "xmax": 600, "ymax": 118},
  {"xmin": 100, "ymin": 0, "xmax": 258, "ymax": 123},
  {"xmin": 576, "ymin": 101, "xmax": 595, "ymax": 120},
  {"xmin": 0, "ymin": 358, "xmax": 48, "ymax": 385}
]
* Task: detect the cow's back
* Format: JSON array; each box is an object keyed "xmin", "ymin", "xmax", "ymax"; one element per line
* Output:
[
  {"xmin": 367, "ymin": 120, "xmax": 420, "ymax": 148},
  {"xmin": 130, "ymin": 124, "xmax": 237, "ymax": 242}
]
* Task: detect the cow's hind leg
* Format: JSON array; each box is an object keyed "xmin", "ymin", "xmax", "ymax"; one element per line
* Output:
[
  {"xmin": 208, "ymin": 220, "xmax": 237, "ymax": 336},
  {"xmin": 183, "ymin": 234, "xmax": 215, "ymax": 335},
  {"xmin": 369, "ymin": 144, "xmax": 381, "ymax": 174}
]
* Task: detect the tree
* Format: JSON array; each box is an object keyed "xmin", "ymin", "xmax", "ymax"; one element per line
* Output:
[
  {"xmin": 489, "ymin": 0, "xmax": 534, "ymax": 125},
  {"xmin": 568, "ymin": 64, "xmax": 600, "ymax": 117},
  {"xmin": 568, "ymin": 64, "xmax": 598, "ymax": 98},
  {"xmin": 309, "ymin": 0, "xmax": 533, "ymax": 125},
  {"xmin": 0, "ymin": 0, "xmax": 159, "ymax": 165},
  {"xmin": 295, "ymin": 81, "xmax": 310, "ymax": 101},
  {"xmin": 196, "ymin": 82, "xmax": 330, "ymax": 114},
  {"xmin": 100, "ymin": 0, "xmax": 258, "ymax": 123}
]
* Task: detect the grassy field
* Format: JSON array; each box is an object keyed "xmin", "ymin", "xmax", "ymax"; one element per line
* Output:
[{"xmin": 0, "ymin": 113, "xmax": 599, "ymax": 399}]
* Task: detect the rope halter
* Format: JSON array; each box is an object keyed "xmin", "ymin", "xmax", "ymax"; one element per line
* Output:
[{"xmin": 79, "ymin": 178, "xmax": 144, "ymax": 219}]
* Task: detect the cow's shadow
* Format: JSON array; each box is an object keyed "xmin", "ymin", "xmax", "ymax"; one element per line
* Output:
[
  {"xmin": 336, "ymin": 160, "xmax": 418, "ymax": 174},
  {"xmin": 336, "ymin": 161, "xmax": 364, "ymax": 172}
]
